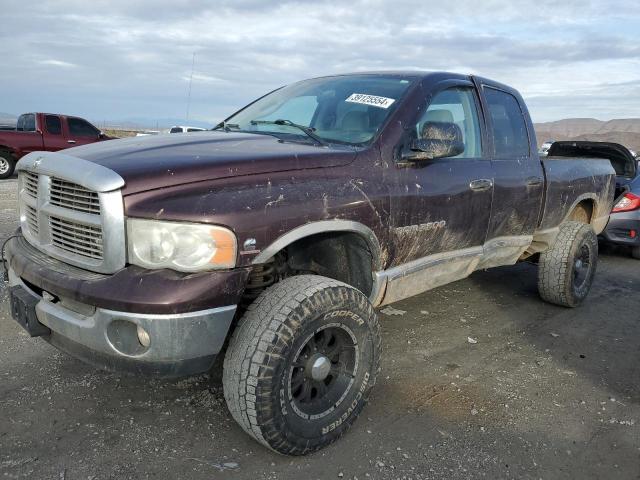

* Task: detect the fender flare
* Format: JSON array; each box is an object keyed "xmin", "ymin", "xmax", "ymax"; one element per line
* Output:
[{"xmin": 252, "ymin": 219, "xmax": 383, "ymax": 272}]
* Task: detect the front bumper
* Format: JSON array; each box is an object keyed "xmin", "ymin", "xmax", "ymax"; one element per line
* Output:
[
  {"xmin": 600, "ymin": 210, "xmax": 640, "ymax": 247},
  {"xmin": 7, "ymin": 267, "xmax": 236, "ymax": 376},
  {"xmin": 5, "ymin": 235, "xmax": 244, "ymax": 376}
]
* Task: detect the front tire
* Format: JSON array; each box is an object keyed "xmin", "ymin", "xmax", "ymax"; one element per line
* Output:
[
  {"xmin": 538, "ymin": 221, "xmax": 598, "ymax": 307},
  {"xmin": 0, "ymin": 151, "xmax": 15, "ymax": 179},
  {"xmin": 223, "ymin": 275, "xmax": 380, "ymax": 455}
]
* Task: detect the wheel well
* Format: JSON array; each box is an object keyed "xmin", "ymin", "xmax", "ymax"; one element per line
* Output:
[
  {"xmin": 285, "ymin": 232, "xmax": 374, "ymax": 296},
  {"xmin": 243, "ymin": 232, "xmax": 375, "ymax": 306},
  {"xmin": 0, "ymin": 146, "xmax": 15, "ymax": 157},
  {"xmin": 568, "ymin": 200, "xmax": 594, "ymax": 224}
]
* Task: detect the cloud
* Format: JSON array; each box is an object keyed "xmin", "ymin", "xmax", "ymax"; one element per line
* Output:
[
  {"xmin": 39, "ymin": 59, "xmax": 77, "ymax": 68},
  {"xmin": 182, "ymin": 73, "xmax": 227, "ymax": 84},
  {"xmin": 0, "ymin": 0, "xmax": 639, "ymax": 124}
]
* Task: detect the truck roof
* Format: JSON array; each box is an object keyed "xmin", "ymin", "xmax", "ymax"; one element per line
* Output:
[
  {"xmin": 303, "ymin": 71, "xmax": 523, "ymax": 97},
  {"xmin": 19, "ymin": 112, "xmax": 81, "ymax": 118}
]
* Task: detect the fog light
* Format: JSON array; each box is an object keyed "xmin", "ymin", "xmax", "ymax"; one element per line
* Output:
[{"xmin": 136, "ymin": 325, "xmax": 151, "ymax": 348}]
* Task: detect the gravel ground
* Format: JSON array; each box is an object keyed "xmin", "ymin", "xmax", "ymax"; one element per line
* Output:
[{"xmin": 1, "ymin": 177, "xmax": 639, "ymax": 479}]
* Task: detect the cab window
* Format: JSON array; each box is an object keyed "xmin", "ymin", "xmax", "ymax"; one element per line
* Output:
[
  {"xmin": 45, "ymin": 115, "xmax": 62, "ymax": 135},
  {"xmin": 414, "ymin": 87, "xmax": 482, "ymax": 158},
  {"xmin": 484, "ymin": 87, "xmax": 530, "ymax": 158},
  {"xmin": 68, "ymin": 117, "xmax": 99, "ymax": 137}
]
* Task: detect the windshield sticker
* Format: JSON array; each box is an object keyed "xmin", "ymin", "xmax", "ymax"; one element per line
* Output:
[{"xmin": 345, "ymin": 93, "xmax": 395, "ymax": 109}]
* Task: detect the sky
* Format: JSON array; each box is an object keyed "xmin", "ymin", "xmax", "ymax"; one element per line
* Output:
[{"xmin": 1, "ymin": 0, "xmax": 639, "ymax": 127}]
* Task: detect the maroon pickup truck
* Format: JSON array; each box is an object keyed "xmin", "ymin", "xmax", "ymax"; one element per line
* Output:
[
  {"xmin": 6, "ymin": 72, "xmax": 618, "ymax": 455},
  {"xmin": 0, "ymin": 113, "xmax": 111, "ymax": 179}
]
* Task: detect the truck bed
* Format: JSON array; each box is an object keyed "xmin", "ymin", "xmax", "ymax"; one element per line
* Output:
[{"xmin": 539, "ymin": 156, "xmax": 616, "ymax": 234}]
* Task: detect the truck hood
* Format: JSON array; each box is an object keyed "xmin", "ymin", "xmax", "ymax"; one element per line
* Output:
[{"xmin": 66, "ymin": 131, "xmax": 358, "ymax": 195}]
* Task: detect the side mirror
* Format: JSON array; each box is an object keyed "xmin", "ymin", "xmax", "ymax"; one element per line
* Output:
[{"xmin": 402, "ymin": 121, "xmax": 465, "ymax": 161}]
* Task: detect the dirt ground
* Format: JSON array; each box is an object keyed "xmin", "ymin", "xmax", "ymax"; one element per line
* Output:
[{"xmin": 1, "ymin": 176, "xmax": 639, "ymax": 480}]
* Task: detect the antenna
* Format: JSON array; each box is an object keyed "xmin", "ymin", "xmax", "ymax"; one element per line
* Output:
[{"xmin": 186, "ymin": 52, "xmax": 195, "ymax": 121}]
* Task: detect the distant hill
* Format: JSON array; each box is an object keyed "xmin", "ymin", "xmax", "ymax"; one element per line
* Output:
[{"xmin": 534, "ymin": 118, "xmax": 640, "ymax": 152}]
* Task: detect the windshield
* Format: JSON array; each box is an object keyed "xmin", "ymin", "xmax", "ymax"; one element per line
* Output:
[{"xmin": 224, "ymin": 75, "xmax": 415, "ymax": 145}]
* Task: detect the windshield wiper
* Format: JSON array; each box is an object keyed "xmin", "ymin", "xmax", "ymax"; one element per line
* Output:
[
  {"xmin": 250, "ymin": 119, "xmax": 326, "ymax": 146},
  {"xmin": 212, "ymin": 121, "xmax": 240, "ymax": 132}
]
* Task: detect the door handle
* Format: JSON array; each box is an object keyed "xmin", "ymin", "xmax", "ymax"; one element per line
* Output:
[
  {"xmin": 526, "ymin": 176, "xmax": 543, "ymax": 186},
  {"xmin": 469, "ymin": 179, "xmax": 493, "ymax": 191},
  {"xmin": 67, "ymin": 140, "xmax": 76, "ymax": 144}
]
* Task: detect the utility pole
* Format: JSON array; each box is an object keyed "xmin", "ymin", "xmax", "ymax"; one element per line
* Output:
[{"xmin": 186, "ymin": 52, "xmax": 195, "ymax": 121}]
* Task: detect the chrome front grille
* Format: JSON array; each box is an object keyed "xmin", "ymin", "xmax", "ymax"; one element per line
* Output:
[
  {"xmin": 17, "ymin": 157, "xmax": 125, "ymax": 274},
  {"xmin": 24, "ymin": 172, "xmax": 39, "ymax": 199},
  {"xmin": 25, "ymin": 204, "xmax": 39, "ymax": 236},
  {"xmin": 50, "ymin": 216, "xmax": 104, "ymax": 259},
  {"xmin": 50, "ymin": 178, "xmax": 101, "ymax": 214}
]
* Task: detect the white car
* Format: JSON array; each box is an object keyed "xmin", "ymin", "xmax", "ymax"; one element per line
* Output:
[
  {"xmin": 169, "ymin": 125, "xmax": 207, "ymax": 133},
  {"xmin": 135, "ymin": 130, "xmax": 160, "ymax": 137}
]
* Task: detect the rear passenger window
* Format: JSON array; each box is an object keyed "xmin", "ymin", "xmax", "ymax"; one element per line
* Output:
[
  {"xmin": 484, "ymin": 88, "xmax": 530, "ymax": 158},
  {"xmin": 45, "ymin": 115, "xmax": 62, "ymax": 135}
]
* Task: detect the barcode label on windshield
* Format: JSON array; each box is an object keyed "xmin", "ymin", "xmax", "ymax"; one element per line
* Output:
[{"xmin": 345, "ymin": 93, "xmax": 395, "ymax": 109}]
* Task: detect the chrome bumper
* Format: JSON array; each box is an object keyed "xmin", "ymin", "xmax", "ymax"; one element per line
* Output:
[{"xmin": 8, "ymin": 266, "xmax": 237, "ymax": 376}]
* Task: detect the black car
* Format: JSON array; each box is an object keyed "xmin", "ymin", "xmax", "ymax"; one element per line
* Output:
[
  {"xmin": 604, "ymin": 160, "xmax": 640, "ymax": 259},
  {"xmin": 549, "ymin": 141, "xmax": 639, "ymax": 259}
]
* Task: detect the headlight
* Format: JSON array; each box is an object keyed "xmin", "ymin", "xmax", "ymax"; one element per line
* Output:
[{"xmin": 127, "ymin": 218, "xmax": 237, "ymax": 272}]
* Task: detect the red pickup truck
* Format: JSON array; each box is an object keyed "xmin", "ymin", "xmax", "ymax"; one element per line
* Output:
[{"xmin": 0, "ymin": 113, "xmax": 111, "ymax": 179}]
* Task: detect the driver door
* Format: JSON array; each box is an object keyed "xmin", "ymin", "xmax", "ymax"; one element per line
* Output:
[{"xmin": 385, "ymin": 82, "xmax": 494, "ymax": 267}]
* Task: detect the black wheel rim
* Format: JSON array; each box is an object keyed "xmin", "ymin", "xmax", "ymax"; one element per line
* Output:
[
  {"xmin": 573, "ymin": 242, "xmax": 592, "ymax": 291},
  {"xmin": 288, "ymin": 324, "xmax": 359, "ymax": 419}
]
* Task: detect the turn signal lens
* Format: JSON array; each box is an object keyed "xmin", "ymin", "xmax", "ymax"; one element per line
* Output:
[{"xmin": 612, "ymin": 193, "xmax": 640, "ymax": 213}]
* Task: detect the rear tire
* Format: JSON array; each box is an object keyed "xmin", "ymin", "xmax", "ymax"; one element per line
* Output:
[
  {"xmin": 0, "ymin": 151, "xmax": 15, "ymax": 179},
  {"xmin": 632, "ymin": 246, "xmax": 640, "ymax": 260},
  {"xmin": 538, "ymin": 221, "xmax": 598, "ymax": 307},
  {"xmin": 223, "ymin": 275, "xmax": 380, "ymax": 455}
]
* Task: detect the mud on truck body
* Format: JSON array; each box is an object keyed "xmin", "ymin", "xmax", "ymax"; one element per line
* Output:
[{"xmin": 5, "ymin": 72, "xmax": 616, "ymax": 455}]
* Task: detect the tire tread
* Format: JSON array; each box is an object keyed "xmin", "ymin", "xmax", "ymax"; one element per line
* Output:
[
  {"xmin": 223, "ymin": 274, "xmax": 380, "ymax": 455},
  {"xmin": 537, "ymin": 221, "xmax": 597, "ymax": 307}
]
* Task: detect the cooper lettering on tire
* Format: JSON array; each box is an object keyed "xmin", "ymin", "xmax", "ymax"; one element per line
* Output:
[{"xmin": 223, "ymin": 275, "xmax": 381, "ymax": 455}]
